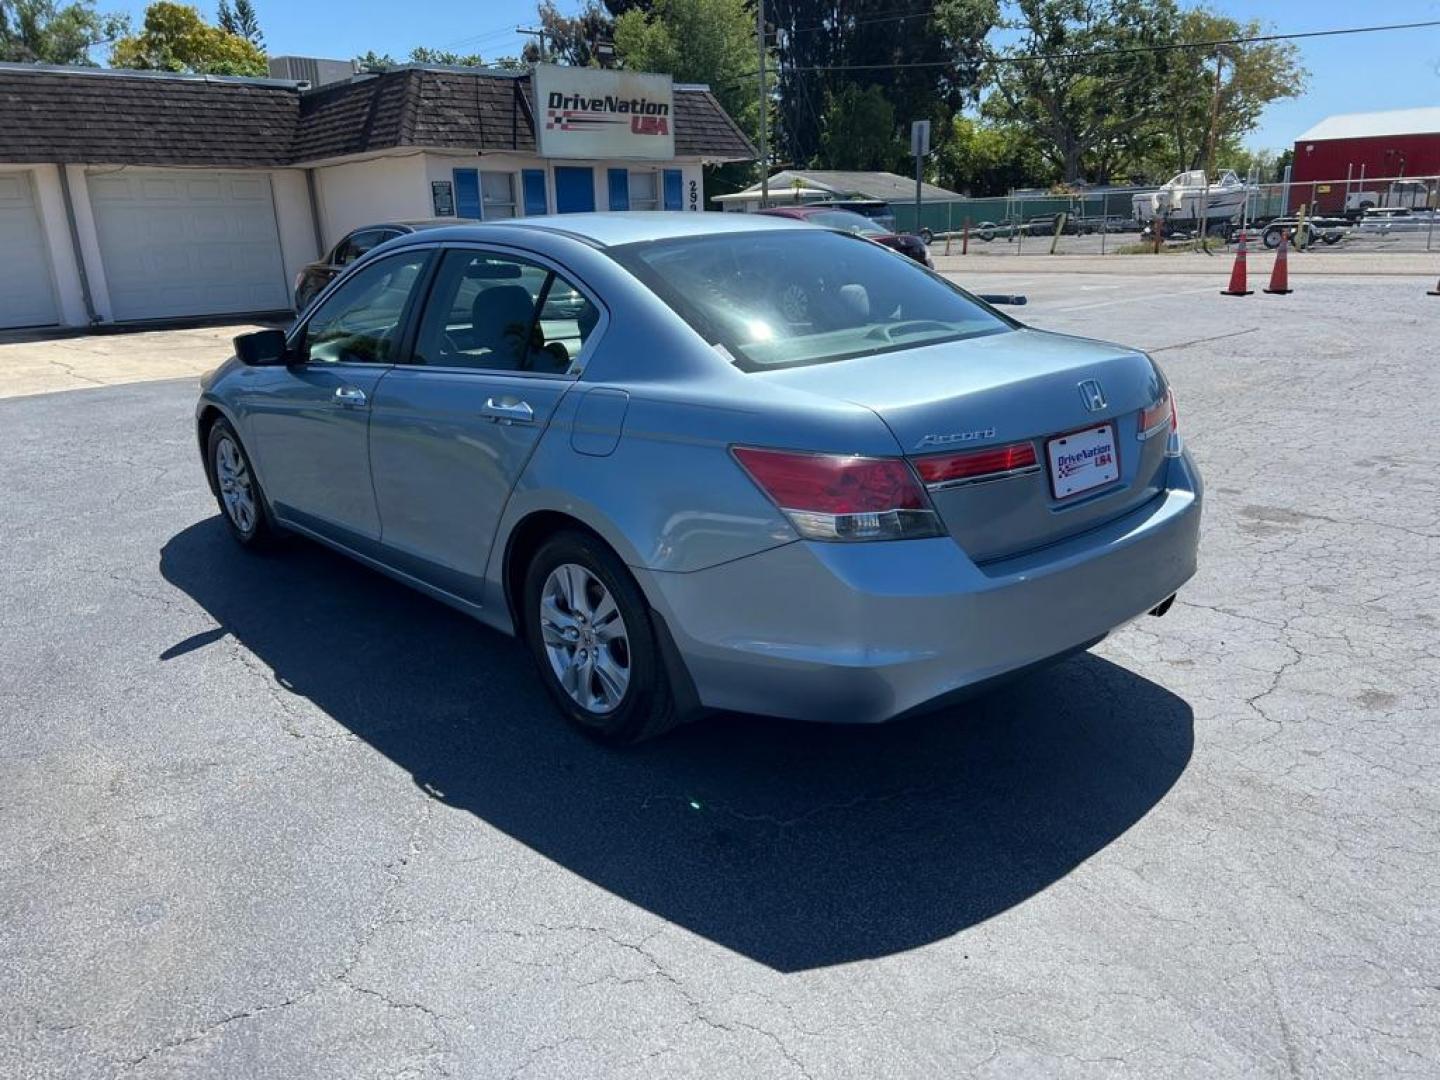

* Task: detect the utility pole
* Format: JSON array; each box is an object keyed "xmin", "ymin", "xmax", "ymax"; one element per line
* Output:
[
  {"xmin": 517, "ymin": 26, "xmax": 547, "ymax": 63},
  {"xmin": 1197, "ymin": 50, "xmax": 1225, "ymax": 252},
  {"xmin": 757, "ymin": 0, "xmax": 768, "ymax": 207}
]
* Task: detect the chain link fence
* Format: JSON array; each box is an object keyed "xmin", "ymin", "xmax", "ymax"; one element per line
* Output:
[{"xmin": 893, "ymin": 174, "xmax": 1440, "ymax": 256}]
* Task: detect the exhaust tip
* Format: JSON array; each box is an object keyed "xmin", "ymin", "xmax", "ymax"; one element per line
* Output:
[{"xmin": 1148, "ymin": 594, "xmax": 1176, "ymax": 618}]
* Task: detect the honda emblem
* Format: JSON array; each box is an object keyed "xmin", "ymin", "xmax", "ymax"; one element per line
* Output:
[{"xmin": 1078, "ymin": 379, "xmax": 1107, "ymax": 412}]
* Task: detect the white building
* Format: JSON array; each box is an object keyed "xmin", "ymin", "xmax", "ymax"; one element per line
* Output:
[{"xmin": 0, "ymin": 61, "xmax": 755, "ymax": 330}]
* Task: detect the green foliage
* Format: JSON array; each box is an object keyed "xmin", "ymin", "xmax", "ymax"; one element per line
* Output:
[
  {"xmin": 1147, "ymin": 7, "xmax": 1305, "ymax": 177},
  {"xmin": 110, "ymin": 2, "xmax": 265, "ymax": 75},
  {"xmin": 939, "ymin": 116, "xmax": 1053, "ymax": 195},
  {"xmin": 985, "ymin": 0, "xmax": 1182, "ymax": 184},
  {"xmin": 614, "ymin": 0, "xmax": 760, "ymax": 146},
  {"xmin": 355, "ymin": 46, "xmax": 485, "ymax": 72},
  {"xmin": 818, "ymin": 84, "xmax": 902, "ymax": 172},
  {"xmin": 215, "ymin": 0, "xmax": 261, "ymax": 48},
  {"xmin": 0, "ymin": 0, "xmax": 128, "ymax": 65},
  {"xmin": 985, "ymin": 1, "xmax": 1306, "ymax": 184},
  {"xmin": 522, "ymin": 0, "xmax": 613, "ymax": 66},
  {"xmin": 770, "ymin": 0, "xmax": 999, "ymax": 172}
]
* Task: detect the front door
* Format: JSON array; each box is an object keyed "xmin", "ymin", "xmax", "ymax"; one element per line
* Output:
[
  {"xmin": 242, "ymin": 248, "xmax": 433, "ymax": 550},
  {"xmin": 554, "ymin": 167, "xmax": 596, "ymax": 213},
  {"xmin": 367, "ymin": 246, "xmax": 602, "ymax": 604}
]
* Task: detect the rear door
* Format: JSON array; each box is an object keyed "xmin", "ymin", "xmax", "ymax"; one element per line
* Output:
[
  {"xmin": 241, "ymin": 248, "xmax": 433, "ymax": 550},
  {"xmin": 367, "ymin": 246, "xmax": 603, "ymax": 603}
]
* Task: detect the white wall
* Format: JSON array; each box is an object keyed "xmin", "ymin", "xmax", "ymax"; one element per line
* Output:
[
  {"xmin": 313, "ymin": 154, "xmax": 431, "ymax": 247},
  {"xmin": 6, "ymin": 164, "xmax": 89, "ymax": 326},
  {"xmin": 270, "ymin": 169, "xmax": 320, "ymax": 285}
]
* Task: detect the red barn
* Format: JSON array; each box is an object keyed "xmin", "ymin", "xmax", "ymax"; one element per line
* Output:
[{"xmin": 1290, "ymin": 107, "xmax": 1440, "ymax": 214}]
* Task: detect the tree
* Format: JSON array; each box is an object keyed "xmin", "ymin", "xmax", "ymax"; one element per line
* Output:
[
  {"xmin": 110, "ymin": 2, "xmax": 265, "ymax": 75},
  {"xmin": 939, "ymin": 116, "xmax": 1053, "ymax": 195},
  {"xmin": 1, "ymin": 0, "xmax": 128, "ymax": 65},
  {"xmin": 985, "ymin": 0, "xmax": 1180, "ymax": 184},
  {"xmin": 768, "ymin": 0, "xmax": 998, "ymax": 172},
  {"xmin": 818, "ymin": 84, "xmax": 901, "ymax": 171},
  {"xmin": 614, "ymin": 0, "xmax": 760, "ymax": 151},
  {"xmin": 215, "ymin": 0, "xmax": 260, "ymax": 48},
  {"xmin": 354, "ymin": 46, "xmax": 485, "ymax": 72},
  {"xmin": 521, "ymin": 1, "xmax": 614, "ymax": 66},
  {"xmin": 1151, "ymin": 8, "xmax": 1304, "ymax": 178}
]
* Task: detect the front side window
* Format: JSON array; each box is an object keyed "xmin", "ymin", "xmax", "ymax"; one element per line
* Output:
[
  {"xmin": 301, "ymin": 251, "xmax": 430, "ymax": 364},
  {"xmin": 413, "ymin": 250, "xmax": 598, "ymax": 373},
  {"xmin": 628, "ymin": 171, "xmax": 659, "ymax": 211},
  {"xmin": 610, "ymin": 229, "xmax": 1011, "ymax": 372},
  {"xmin": 481, "ymin": 172, "xmax": 516, "ymax": 220}
]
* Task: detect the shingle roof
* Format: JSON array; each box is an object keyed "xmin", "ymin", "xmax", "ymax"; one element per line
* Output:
[
  {"xmin": 742, "ymin": 170, "xmax": 962, "ymax": 203},
  {"xmin": 0, "ymin": 64, "xmax": 755, "ymax": 166},
  {"xmin": 1295, "ymin": 107, "xmax": 1440, "ymax": 143},
  {"xmin": 0, "ymin": 66, "xmax": 298, "ymax": 166}
]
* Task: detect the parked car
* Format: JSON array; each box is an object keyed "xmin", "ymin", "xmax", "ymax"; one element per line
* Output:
[
  {"xmin": 292, "ymin": 219, "xmax": 475, "ymax": 311},
  {"xmin": 200, "ymin": 213, "xmax": 1201, "ymax": 743},
  {"xmin": 807, "ymin": 198, "xmax": 896, "ymax": 232},
  {"xmin": 758, "ymin": 206, "xmax": 932, "ymax": 266}
]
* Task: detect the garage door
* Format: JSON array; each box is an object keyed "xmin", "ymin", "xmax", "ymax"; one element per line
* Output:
[
  {"xmin": 0, "ymin": 172, "xmax": 60, "ymax": 330},
  {"xmin": 88, "ymin": 170, "xmax": 289, "ymax": 321}
]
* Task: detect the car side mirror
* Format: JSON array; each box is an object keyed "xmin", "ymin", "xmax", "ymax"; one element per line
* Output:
[
  {"xmin": 977, "ymin": 293, "xmax": 1028, "ymax": 307},
  {"xmin": 233, "ymin": 328, "xmax": 290, "ymax": 366}
]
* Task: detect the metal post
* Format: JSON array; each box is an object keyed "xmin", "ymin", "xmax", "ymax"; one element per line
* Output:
[
  {"xmin": 757, "ymin": 0, "xmax": 768, "ymax": 208},
  {"xmin": 1281, "ymin": 163, "xmax": 1292, "ymax": 214},
  {"xmin": 1427, "ymin": 182, "xmax": 1437, "ymax": 252}
]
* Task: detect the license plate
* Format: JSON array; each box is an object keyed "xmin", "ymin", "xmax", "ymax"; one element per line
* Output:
[{"xmin": 1047, "ymin": 423, "xmax": 1119, "ymax": 499}]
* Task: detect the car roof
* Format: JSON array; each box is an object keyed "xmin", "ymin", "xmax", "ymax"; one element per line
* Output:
[{"xmin": 386, "ymin": 211, "xmax": 811, "ymax": 249}]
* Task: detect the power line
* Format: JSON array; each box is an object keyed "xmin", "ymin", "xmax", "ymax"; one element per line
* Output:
[{"xmin": 717, "ymin": 17, "xmax": 1440, "ymax": 88}]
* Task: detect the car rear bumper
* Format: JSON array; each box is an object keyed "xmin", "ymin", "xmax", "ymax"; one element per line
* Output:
[{"xmin": 640, "ymin": 448, "xmax": 1202, "ymax": 724}]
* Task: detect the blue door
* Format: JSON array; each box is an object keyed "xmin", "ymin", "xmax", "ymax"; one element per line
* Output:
[
  {"xmin": 522, "ymin": 169, "xmax": 548, "ymax": 216},
  {"xmin": 607, "ymin": 169, "xmax": 630, "ymax": 211},
  {"xmin": 663, "ymin": 169, "xmax": 684, "ymax": 210},
  {"xmin": 554, "ymin": 167, "xmax": 595, "ymax": 213},
  {"xmin": 453, "ymin": 169, "xmax": 481, "ymax": 219}
]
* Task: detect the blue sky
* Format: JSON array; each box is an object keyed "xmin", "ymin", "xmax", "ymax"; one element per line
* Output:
[{"xmin": 106, "ymin": 0, "xmax": 1440, "ymax": 151}]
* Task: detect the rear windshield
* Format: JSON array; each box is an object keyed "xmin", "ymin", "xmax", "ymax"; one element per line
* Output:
[{"xmin": 610, "ymin": 230, "xmax": 1012, "ymax": 371}]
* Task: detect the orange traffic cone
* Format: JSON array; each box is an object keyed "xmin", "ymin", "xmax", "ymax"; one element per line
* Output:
[
  {"xmin": 1263, "ymin": 230, "xmax": 1293, "ymax": 295},
  {"xmin": 1222, "ymin": 232, "xmax": 1253, "ymax": 296}
]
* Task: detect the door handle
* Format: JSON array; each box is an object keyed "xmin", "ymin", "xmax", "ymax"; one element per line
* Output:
[
  {"xmin": 334, "ymin": 385, "xmax": 367, "ymax": 407},
  {"xmin": 481, "ymin": 397, "xmax": 535, "ymax": 424}
]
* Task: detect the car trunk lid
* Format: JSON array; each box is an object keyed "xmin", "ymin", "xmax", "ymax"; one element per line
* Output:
[{"xmin": 759, "ymin": 328, "xmax": 1172, "ymax": 562}]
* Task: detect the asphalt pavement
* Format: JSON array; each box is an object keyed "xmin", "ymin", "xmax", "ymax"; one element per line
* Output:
[{"xmin": 2, "ymin": 273, "xmax": 1437, "ymax": 1078}]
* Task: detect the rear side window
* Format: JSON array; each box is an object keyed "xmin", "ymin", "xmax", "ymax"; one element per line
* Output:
[
  {"xmin": 610, "ymin": 229, "xmax": 1009, "ymax": 372},
  {"xmin": 412, "ymin": 250, "xmax": 599, "ymax": 374},
  {"xmin": 333, "ymin": 229, "xmax": 388, "ymax": 267}
]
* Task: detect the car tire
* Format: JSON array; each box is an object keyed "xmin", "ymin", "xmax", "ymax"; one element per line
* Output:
[
  {"xmin": 522, "ymin": 531, "xmax": 680, "ymax": 745},
  {"xmin": 1262, "ymin": 226, "xmax": 1282, "ymax": 249},
  {"xmin": 206, "ymin": 418, "xmax": 280, "ymax": 550}
]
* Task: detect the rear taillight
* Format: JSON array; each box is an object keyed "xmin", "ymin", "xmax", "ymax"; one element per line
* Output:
[
  {"xmin": 914, "ymin": 441, "xmax": 1038, "ymax": 487},
  {"xmin": 732, "ymin": 446, "xmax": 942, "ymax": 542},
  {"xmin": 1140, "ymin": 387, "xmax": 1178, "ymax": 436}
]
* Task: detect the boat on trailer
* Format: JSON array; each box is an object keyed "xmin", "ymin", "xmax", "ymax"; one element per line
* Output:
[{"xmin": 1132, "ymin": 170, "xmax": 1253, "ymax": 228}]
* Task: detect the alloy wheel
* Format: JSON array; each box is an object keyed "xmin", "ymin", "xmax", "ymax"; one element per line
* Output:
[
  {"xmin": 214, "ymin": 435, "xmax": 257, "ymax": 535},
  {"xmin": 539, "ymin": 563, "xmax": 631, "ymax": 715}
]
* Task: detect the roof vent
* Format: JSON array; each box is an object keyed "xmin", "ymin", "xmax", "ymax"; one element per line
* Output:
[{"xmin": 267, "ymin": 56, "xmax": 357, "ymax": 87}]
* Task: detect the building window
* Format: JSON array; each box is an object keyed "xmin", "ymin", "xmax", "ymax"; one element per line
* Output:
[
  {"xmin": 482, "ymin": 171, "xmax": 516, "ymax": 219},
  {"xmin": 628, "ymin": 171, "xmax": 659, "ymax": 211}
]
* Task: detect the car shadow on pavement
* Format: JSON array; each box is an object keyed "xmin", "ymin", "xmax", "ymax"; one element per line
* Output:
[{"xmin": 161, "ymin": 518, "xmax": 1194, "ymax": 973}]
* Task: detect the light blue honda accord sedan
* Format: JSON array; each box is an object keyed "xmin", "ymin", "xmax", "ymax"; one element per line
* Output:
[{"xmin": 197, "ymin": 212, "xmax": 1201, "ymax": 743}]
